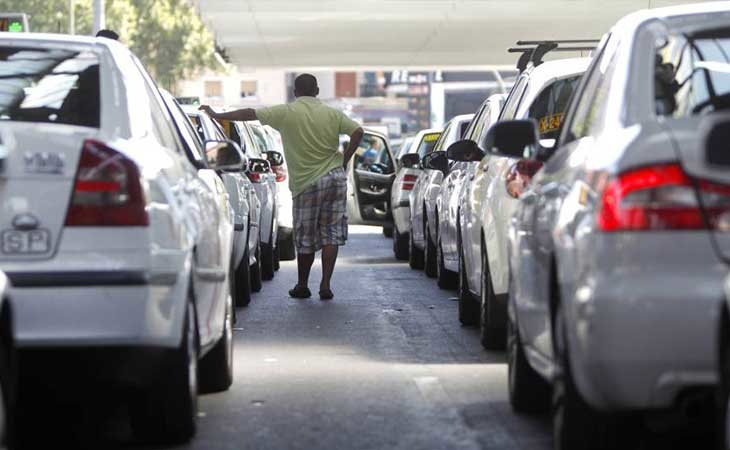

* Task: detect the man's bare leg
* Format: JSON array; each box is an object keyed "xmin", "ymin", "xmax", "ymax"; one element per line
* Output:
[
  {"xmin": 320, "ymin": 244, "xmax": 339, "ymax": 294},
  {"xmin": 297, "ymin": 251, "xmax": 315, "ymax": 288}
]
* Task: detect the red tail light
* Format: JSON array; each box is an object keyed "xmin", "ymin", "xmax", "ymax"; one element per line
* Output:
[
  {"xmin": 272, "ymin": 165, "xmax": 287, "ymax": 182},
  {"xmin": 597, "ymin": 163, "xmax": 730, "ymax": 231},
  {"xmin": 402, "ymin": 174, "xmax": 418, "ymax": 191},
  {"xmin": 505, "ymin": 160, "xmax": 543, "ymax": 198},
  {"xmin": 65, "ymin": 140, "xmax": 148, "ymax": 226},
  {"xmin": 248, "ymin": 172, "xmax": 262, "ymax": 183}
]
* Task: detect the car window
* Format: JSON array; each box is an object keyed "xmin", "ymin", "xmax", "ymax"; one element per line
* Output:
[
  {"xmin": 433, "ymin": 121, "xmax": 454, "ymax": 152},
  {"xmin": 0, "ymin": 47, "xmax": 100, "ymax": 127},
  {"xmin": 187, "ymin": 114, "xmax": 206, "ymax": 142},
  {"xmin": 356, "ymin": 133, "xmax": 393, "ymax": 174},
  {"xmin": 414, "ymin": 132, "xmax": 441, "ymax": 157},
  {"xmin": 657, "ymin": 32, "xmax": 730, "ymax": 117},
  {"xmin": 249, "ymin": 125, "xmax": 271, "ymax": 152},
  {"xmin": 131, "ymin": 56, "xmax": 182, "ymax": 151},
  {"xmin": 528, "ymin": 76, "xmax": 582, "ymax": 140},
  {"xmin": 165, "ymin": 97, "xmax": 204, "ymax": 163},
  {"xmin": 241, "ymin": 124, "xmax": 262, "ymax": 158},
  {"xmin": 500, "ymin": 74, "xmax": 530, "ymax": 120},
  {"xmin": 475, "ymin": 103, "xmax": 496, "ymax": 148},
  {"xmin": 565, "ymin": 35, "xmax": 616, "ymax": 142},
  {"xmin": 458, "ymin": 120, "xmax": 470, "ymax": 138},
  {"xmin": 462, "ymin": 101, "xmax": 488, "ymax": 141}
]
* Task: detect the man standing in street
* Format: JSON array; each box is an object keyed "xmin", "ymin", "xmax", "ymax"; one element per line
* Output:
[{"xmin": 200, "ymin": 74, "xmax": 364, "ymax": 300}]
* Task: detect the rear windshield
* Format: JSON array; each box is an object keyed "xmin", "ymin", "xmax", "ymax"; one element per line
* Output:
[
  {"xmin": 0, "ymin": 47, "xmax": 100, "ymax": 128},
  {"xmin": 657, "ymin": 30, "xmax": 730, "ymax": 116},
  {"xmin": 416, "ymin": 132, "xmax": 441, "ymax": 157},
  {"xmin": 528, "ymin": 76, "xmax": 581, "ymax": 140}
]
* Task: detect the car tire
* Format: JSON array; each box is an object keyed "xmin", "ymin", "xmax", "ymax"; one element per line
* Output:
[
  {"xmin": 250, "ymin": 244, "xmax": 263, "ymax": 293},
  {"xmin": 383, "ymin": 226, "xmax": 393, "ymax": 238},
  {"xmin": 273, "ymin": 244, "xmax": 280, "ymax": 271},
  {"xmin": 552, "ymin": 301, "xmax": 628, "ymax": 450},
  {"xmin": 198, "ymin": 292, "xmax": 234, "ymax": 394},
  {"xmin": 719, "ymin": 310, "xmax": 730, "ymax": 450},
  {"xmin": 261, "ymin": 220, "xmax": 275, "ymax": 281},
  {"xmin": 408, "ymin": 225, "xmax": 425, "ymax": 270},
  {"xmin": 436, "ymin": 237, "xmax": 457, "ymax": 290},
  {"xmin": 507, "ymin": 312, "xmax": 549, "ymax": 413},
  {"xmin": 457, "ymin": 223, "xmax": 479, "ymax": 326},
  {"xmin": 480, "ymin": 245, "xmax": 506, "ymax": 350},
  {"xmin": 424, "ymin": 221, "xmax": 437, "ymax": 278},
  {"xmin": 393, "ymin": 224, "xmax": 409, "ymax": 261},
  {"xmin": 234, "ymin": 243, "xmax": 252, "ymax": 307},
  {"xmin": 0, "ymin": 305, "xmax": 16, "ymax": 449},
  {"xmin": 278, "ymin": 233, "xmax": 296, "ymax": 261},
  {"xmin": 131, "ymin": 291, "xmax": 198, "ymax": 444}
]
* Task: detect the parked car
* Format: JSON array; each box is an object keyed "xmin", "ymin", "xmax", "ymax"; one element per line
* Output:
[
  {"xmin": 345, "ymin": 128, "xmax": 398, "ymax": 228},
  {"xmin": 390, "ymin": 129, "xmax": 441, "ymax": 261},
  {"xmin": 183, "ymin": 107, "xmax": 265, "ymax": 295},
  {"xmin": 455, "ymin": 57, "xmax": 589, "ymax": 349},
  {"xmin": 263, "ymin": 125, "xmax": 296, "ymax": 261},
  {"xmin": 0, "ymin": 34, "xmax": 238, "ymax": 443},
  {"xmin": 0, "ymin": 272, "xmax": 14, "ymax": 448},
  {"xmin": 409, "ymin": 114, "xmax": 473, "ymax": 280},
  {"xmin": 436, "ymin": 95, "xmax": 505, "ymax": 291},
  {"xmin": 500, "ymin": 6, "xmax": 730, "ymax": 448}
]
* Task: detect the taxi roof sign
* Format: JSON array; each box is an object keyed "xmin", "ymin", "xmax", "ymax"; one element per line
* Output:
[{"xmin": 0, "ymin": 13, "xmax": 29, "ymax": 33}]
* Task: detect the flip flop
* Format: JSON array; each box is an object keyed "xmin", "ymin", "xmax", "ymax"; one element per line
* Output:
[
  {"xmin": 319, "ymin": 289, "xmax": 334, "ymax": 300},
  {"xmin": 289, "ymin": 285, "xmax": 311, "ymax": 299}
]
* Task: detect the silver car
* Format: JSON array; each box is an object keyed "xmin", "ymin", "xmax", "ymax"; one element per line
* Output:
[
  {"xmin": 496, "ymin": 4, "xmax": 730, "ymax": 448},
  {"xmin": 409, "ymin": 114, "xmax": 473, "ymax": 281}
]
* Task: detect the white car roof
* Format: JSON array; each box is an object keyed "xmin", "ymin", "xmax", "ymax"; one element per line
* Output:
[
  {"xmin": 448, "ymin": 114, "xmax": 474, "ymax": 125},
  {"xmin": 515, "ymin": 58, "xmax": 591, "ymax": 120}
]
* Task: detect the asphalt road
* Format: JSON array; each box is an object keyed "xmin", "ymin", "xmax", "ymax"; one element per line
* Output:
[{"xmin": 17, "ymin": 226, "xmax": 715, "ymax": 449}]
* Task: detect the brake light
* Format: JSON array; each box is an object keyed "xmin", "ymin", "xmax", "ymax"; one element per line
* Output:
[
  {"xmin": 597, "ymin": 163, "xmax": 730, "ymax": 231},
  {"xmin": 248, "ymin": 172, "xmax": 262, "ymax": 183},
  {"xmin": 505, "ymin": 160, "xmax": 543, "ymax": 198},
  {"xmin": 402, "ymin": 174, "xmax": 418, "ymax": 191},
  {"xmin": 64, "ymin": 140, "xmax": 148, "ymax": 226},
  {"xmin": 272, "ymin": 165, "xmax": 287, "ymax": 182}
]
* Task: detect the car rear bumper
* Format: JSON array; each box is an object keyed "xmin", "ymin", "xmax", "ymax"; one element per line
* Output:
[
  {"xmin": 564, "ymin": 236, "xmax": 724, "ymax": 411},
  {"xmin": 8, "ymin": 270, "xmax": 188, "ymax": 349},
  {"xmin": 392, "ymin": 205, "xmax": 410, "ymax": 235}
]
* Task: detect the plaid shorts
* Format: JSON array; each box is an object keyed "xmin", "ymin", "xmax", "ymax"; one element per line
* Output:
[{"xmin": 293, "ymin": 168, "xmax": 348, "ymax": 254}]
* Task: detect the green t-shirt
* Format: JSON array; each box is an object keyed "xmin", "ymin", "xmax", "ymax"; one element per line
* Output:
[{"xmin": 256, "ymin": 97, "xmax": 360, "ymax": 197}]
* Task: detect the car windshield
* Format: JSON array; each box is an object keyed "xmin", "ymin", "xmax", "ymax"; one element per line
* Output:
[
  {"xmin": 415, "ymin": 132, "xmax": 441, "ymax": 157},
  {"xmin": 657, "ymin": 29, "xmax": 730, "ymax": 116},
  {"xmin": 355, "ymin": 133, "xmax": 393, "ymax": 174},
  {"xmin": 0, "ymin": 47, "xmax": 100, "ymax": 127}
]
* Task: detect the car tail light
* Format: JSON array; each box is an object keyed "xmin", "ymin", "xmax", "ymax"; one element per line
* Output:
[
  {"xmin": 272, "ymin": 165, "xmax": 287, "ymax": 182},
  {"xmin": 402, "ymin": 174, "xmax": 418, "ymax": 191},
  {"xmin": 65, "ymin": 140, "xmax": 148, "ymax": 226},
  {"xmin": 597, "ymin": 163, "xmax": 730, "ymax": 231},
  {"xmin": 248, "ymin": 172, "xmax": 262, "ymax": 183},
  {"xmin": 505, "ymin": 160, "xmax": 543, "ymax": 198}
]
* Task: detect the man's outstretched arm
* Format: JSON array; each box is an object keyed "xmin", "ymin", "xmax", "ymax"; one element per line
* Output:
[
  {"xmin": 199, "ymin": 105, "xmax": 257, "ymax": 122},
  {"xmin": 342, "ymin": 127, "xmax": 364, "ymax": 169}
]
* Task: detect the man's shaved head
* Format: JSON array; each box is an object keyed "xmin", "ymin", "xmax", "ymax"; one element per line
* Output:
[{"xmin": 294, "ymin": 73, "xmax": 319, "ymax": 98}]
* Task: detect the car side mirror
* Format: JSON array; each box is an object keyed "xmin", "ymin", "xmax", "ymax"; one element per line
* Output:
[
  {"xmin": 422, "ymin": 151, "xmax": 449, "ymax": 173},
  {"xmin": 446, "ymin": 140, "xmax": 485, "ymax": 162},
  {"xmin": 400, "ymin": 153, "xmax": 421, "ymax": 169},
  {"xmin": 249, "ymin": 157, "xmax": 271, "ymax": 174},
  {"xmin": 264, "ymin": 150, "xmax": 285, "ymax": 167},
  {"xmin": 704, "ymin": 114, "xmax": 730, "ymax": 167},
  {"xmin": 483, "ymin": 120, "xmax": 539, "ymax": 160},
  {"xmin": 205, "ymin": 140, "xmax": 245, "ymax": 171}
]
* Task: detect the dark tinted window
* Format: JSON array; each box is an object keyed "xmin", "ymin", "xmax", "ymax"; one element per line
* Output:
[
  {"xmin": 528, "ymin": 76, "xmax": 581, "ymax": 140},
  {"xmin": 458, "ymin": 120, "xmax": 470, "ymax": 138},
  {"xmin": 0, "ymin": 47, "xmax": 100, "ymax": 127},
  {"xmin": 416, "ymin": 132, "xmax": 441, "ymax": 157}
]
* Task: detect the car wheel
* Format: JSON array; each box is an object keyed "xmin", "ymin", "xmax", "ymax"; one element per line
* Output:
[
  {"xmin": 278, "ymin": 233, "xmax": 296, "ymax": 261},
  {"xmin": 457, "ymin": 223, "xmax": 479, "ymax": 326},
  {"xmin": 507, "ymin": 311, "xmax": 549, "ymax": 413},
  {"xmin": 720, "ymin": 310, "xmax": 730, "ymax": 450},
  {"xmin": 552, "ymin": 301, "xmax": 626, "ymax": 450},
  {"xmin": 383, "ymin": 226, "xmax": 393, "ymax": 238},
  {"xmin": 480, "ymin": 245, "xmax": 506, "ymax": 350},
  {"xmin": 250, "ymin": 244, "xmax": 263, "ymax": 293},
  {"xmin": 234, "ymin": 243, "xmax": 252, "ymax": 307},
  {"xmin": 261, "ymin": 221, "xmax": 275, "ymax": 281},
  {"xmin": 424, "ymin": 220, "xmax": 437, "ymax": 278},
  {"xmin": 132, "ymin": 291, "xmax": 197, "ymax": 444},
  {"xmin": 408, "ymin": 225, "xmax": 424, "ymax": 270},
  {"xmin": 436, "ymin": 237, "xmax": 457, "ymax": 290},
  {"xmin": 0, "ymin": 305, "xmax": 16, "ymax": 449},
  {"xmin": 198, "ymin": 292, "xmax": 234, "ymax": 393},
  {"xmin": 273, "ymin": 244, "xmax": 280, "ymax": 271},
  {"xmin": 393, "ymin": 224, "xmax": 409, "ymax": 261}
]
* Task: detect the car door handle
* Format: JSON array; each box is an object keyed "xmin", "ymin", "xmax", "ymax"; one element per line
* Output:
[
  {"xmin": 482, "ymin": 166, "xmax": 489, "ymax": 172},
  {"xmin": 469, "ymin": 174, "xmax": 475, "ymax": 181}
]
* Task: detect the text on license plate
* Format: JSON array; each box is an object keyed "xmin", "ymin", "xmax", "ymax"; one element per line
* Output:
[{"xmin": 1, "ymin": 229, "xmax": 51, "ymax": 254}]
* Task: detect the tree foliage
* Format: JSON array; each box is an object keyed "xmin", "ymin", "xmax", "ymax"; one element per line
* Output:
[{"xmin": 0, "ymin": 0, "xmax": 220, "ymax": 90}]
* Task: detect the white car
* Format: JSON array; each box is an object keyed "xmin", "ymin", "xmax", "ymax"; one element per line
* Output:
[
  {"xmin": 456, "ymin": 58, "xmax": 589, "ymax": 349},
  {"xmin": 390, "ymin": 129, "xmax": 441, "ymax": 261},
  {"xmin": 409, "ymin": 114, "xmax": 473, "ymax": 281},
  {"xmin": 184, "ymin": 108, "xmax": 265, "ymax": 298},
  {"xmin": 263, "ymin": 125, "xmax": 295, "ymax": 261},
  {"xmin": 0, "ymin": 33, "xmax": 237, "ymax": 443},
  {"xmin": 437, "ymin": 95, "xmax": 505, "ymax": 290}
]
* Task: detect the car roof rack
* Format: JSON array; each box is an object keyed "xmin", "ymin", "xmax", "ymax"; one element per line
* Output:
[{"xmin": 509, "ymin": 39, "xmax": 600, "ymax": 72}]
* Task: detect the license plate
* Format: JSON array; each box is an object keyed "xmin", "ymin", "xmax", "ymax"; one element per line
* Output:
[{"xmin": 1, "ymin": 229, "xmax": 51, "ymax": 254}]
